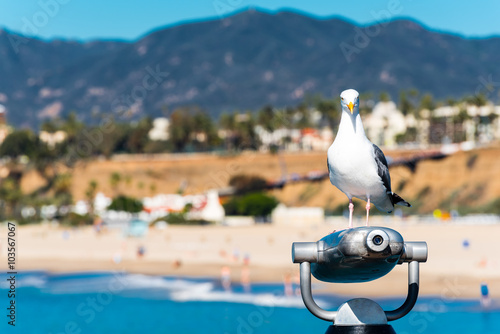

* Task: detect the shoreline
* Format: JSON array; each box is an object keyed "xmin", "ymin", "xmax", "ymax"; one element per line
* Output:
[
  {"xmin": 9, "ymin": 262, "xmax": 500, "ymax": 300},
  {"xmin": 1, "ymin": 221, "xmax": 499, "ymax": 299}
]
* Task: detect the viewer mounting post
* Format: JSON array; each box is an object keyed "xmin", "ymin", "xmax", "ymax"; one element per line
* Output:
[{"xmin": 292, "ymin": 227, "xmax": 428, "ymax": 334}]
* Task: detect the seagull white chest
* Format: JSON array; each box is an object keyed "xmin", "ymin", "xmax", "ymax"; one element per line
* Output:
[{"xmin": 327, "ymin": 136, "xmax": 382, "ymax": 200}]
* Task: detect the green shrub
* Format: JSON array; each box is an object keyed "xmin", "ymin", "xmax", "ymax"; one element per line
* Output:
[
  {"xmin": 223, "ymin": 192, "xmax": 279, "ymax": 217},
  {"xmin": 108, "ymin": 195, "xmax": 143, "ymax": 213},
  {"xmin": 229, "ymin": 174, "xmax": 267, "ymax": 194},
  {"xmin": 223, "ymin": 197, "xmax": 240, "ymax": 216},
  {"xmin": 62, "ymin": 212, "xmax": 93, "ymax": 226},
  {"xmin": 166, "ymin": 213, "xmax": 210, "ymax": 225},
  {"xmin": 150, "ymin": 213, "xmax": 210, "ymax": 225}
]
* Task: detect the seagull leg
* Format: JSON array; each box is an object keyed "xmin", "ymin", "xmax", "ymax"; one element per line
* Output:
[
  {"xmin": 348, "ymin": 198, "xmax": 354, "ymax": 229},
  {"xmin": 365, "ymin": 198, "xmax": 371, "ymax": 226}
]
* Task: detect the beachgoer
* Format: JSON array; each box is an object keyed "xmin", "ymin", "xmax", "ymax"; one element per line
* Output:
[
  {"xmin": 480, "ymin": 282, "xmax": 491, "ymax": 308},
  {"xmin": 137, "ymin": 245, "xmax": 146, "ymax": 258},
  {"xmin": 221, "ymin": 266, "xmax": 231, "ymax": 291},
  {"xmin": 241, "ymin": 265, "xmax": 251, "ymax": 293},
  {"xmin": 283, "ymin": 273, "xmax": 293, "ymax": 297}
]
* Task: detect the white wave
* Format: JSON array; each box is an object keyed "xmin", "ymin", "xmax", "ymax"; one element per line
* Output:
[
  {"xmin": 19, "ymin": 276, "xmax": 47, "ymax": 288},
  {"xmin": 412, "ymin": 303, "xmax": 449, "ymax": 313},
  {"xmin": 1, "ymin": 272, "xmax": 331, "ymax": 310},
  {"xmin": 0, "ymin": 275, "xmax": 47, "ymax": 289},
  {"xmin": 171, "ymin": 287, "xmax": 330, "ymax": 309},
  {"xmin": 46, "ymin": 274, "xmax": 209, "ymax": 294},
  {"xmin": 119, "ymin": 274, "xmax": 209, "ymax": 290}
]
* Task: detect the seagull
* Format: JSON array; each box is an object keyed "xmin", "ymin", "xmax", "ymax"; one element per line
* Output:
[{"xmin": 327, "ymin": 89, "xmax": 410, "ymax": 228}]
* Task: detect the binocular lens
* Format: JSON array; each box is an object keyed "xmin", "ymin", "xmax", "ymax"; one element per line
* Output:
[{"xmin": 372, "ymin": 235, "xmax": 384, "ymax": 246}]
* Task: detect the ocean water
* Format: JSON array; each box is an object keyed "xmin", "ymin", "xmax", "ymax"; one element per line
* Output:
[{"xmin": 1, "ymin": 272, "xmax": 498, "ymax": 334}]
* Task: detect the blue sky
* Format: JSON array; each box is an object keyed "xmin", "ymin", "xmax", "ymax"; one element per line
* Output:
[{"xmin": 1, "ymin": 0, "xmax": 500, "ymax": 40}]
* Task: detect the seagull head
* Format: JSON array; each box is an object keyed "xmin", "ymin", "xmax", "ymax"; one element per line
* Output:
[{"xmin": 340, "ymin": 89, "xmax": 359, "ymax": 115}]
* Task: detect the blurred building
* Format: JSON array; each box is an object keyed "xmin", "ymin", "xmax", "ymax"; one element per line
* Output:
[
  {"xmin": 143, "ymin": 193, "xmax": 186, "ymax": 214},
  {"xmin": 222, "ymin": 216, "xmax": 256, "ymax": 226},
  {"xmin": 187, "ymin": 190, "xmax": 225, "ymax": 223},
  {"xmin": 271, "ymin": 204, "xmax": 324, "ymax": 226},
  {"xmin": 39, "ymin": 130, "xmax": 67, "ymax": 148},
  {"xmin": 364, "ymin": 101, "xmax": 407, "ymax": 148},
  {"xmin": 148, "ymin": 117, "xmax": 170, "ymax": 141},
  {"xmin": 255, "ymin": 126, "xmax": 333, "ymax": 152},
  {"xmin": 254, "ymin": 126, "xmax": 301, "ymax": 151},
  {"xmin": 362, "ymin": 101, "xmax": 500, "ymax": 147},
  {"xmin": 300, "ymin": 127, "xmax": 333, "ymax": 151},
  {"xmin": 143, "ymin": 191, "xmax": 225, "ymax": 223},
  {"xmin": 94, "ymin": 192, "xmax": 112, "ymax": 214},
  {"xmin": 431, "ymin": 103, "xmax": 500, "ymax": 144}
]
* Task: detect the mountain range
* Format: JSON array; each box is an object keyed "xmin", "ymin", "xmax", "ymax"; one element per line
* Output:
[{"xmin": 1, "ymin": 8, "xmax": 500, "ymax": 128}]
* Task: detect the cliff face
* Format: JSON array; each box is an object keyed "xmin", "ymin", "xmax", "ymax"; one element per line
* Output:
[{"xmin": 19, "ymin": 146, "xmax": 500, "ymax": 215}]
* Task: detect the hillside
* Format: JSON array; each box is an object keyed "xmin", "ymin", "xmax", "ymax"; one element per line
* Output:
[
  {"xmin": 20, "ymin": 145, "xmax": 500, "ymax": 215},
  {"xmin": 1, "ymin": 9, "xmax": 500, "ymax": 127}
]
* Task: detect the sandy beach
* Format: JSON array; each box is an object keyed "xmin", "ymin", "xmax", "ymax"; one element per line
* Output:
[{"xmin": 1, "ymin": 218, "xmax": 498, "ymax": 300}]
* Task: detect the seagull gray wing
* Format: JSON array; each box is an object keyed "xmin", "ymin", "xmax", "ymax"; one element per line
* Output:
[{"xmin": 372, "ymin": 144, "xmax": 392, "ymax": 193}]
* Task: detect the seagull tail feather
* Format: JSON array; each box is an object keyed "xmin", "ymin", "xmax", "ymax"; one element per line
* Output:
[{"xmin": 390, "ymin": 192, "xmax": 411, "ymax": 207}]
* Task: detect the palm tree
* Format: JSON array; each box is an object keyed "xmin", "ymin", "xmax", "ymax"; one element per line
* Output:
[
  {"xmin": 109, "ymin": 172, "xmax": 121, "ymax": 195},
  {"xmin": 399, "ymin": 91, "xmax": 414, "ymax": 116},
  {"xmin": 53, "ymin": 173, "xmax": 73, "ymax": 205},
  {"xmin": 0, "ymin": 178, "xmax": 23, "ymax": 219},
  {"xmin": 85, "ymin": 180, "xmax": 98, "ymax": 218},
  {"xmin": 257, "ymin": 105, "xmax": 276, "ymax": 132},
  {"xmin": 466, "ymin": 93, "xmax": 488, "ymax": 107},
  {"xmin": 379, "ymin": 91, "xmax": 391, "ymax": 102},
  {"xmin": 420, "ymin": 94, "xmax": 435, "ymax": 111},
  {"xmin": 316, "ymin": 98, "xmax": 340, "ymax": 129}
]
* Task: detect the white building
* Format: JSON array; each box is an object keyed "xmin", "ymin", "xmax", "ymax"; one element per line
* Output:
[
  {"xmin": 142, "ymin": 191, "xmax": 225, "ymax": 223},
  {"xmin": 271, "ymin": 204, "xmax": 325, "ymax": 226},
  {"xmin": 255, "ymin": 126, "xmax": 334, "ymax": 152},
  {"xmin": 254, "ymin": 126, "xmax": 301, "ymax": 151},
  {"xmin": 364, "ymin": 101, "xmax": 407, "ymax": 148},
  {"xmin": 39, "ymin": 130, "xmax": 67, "ymax": 148},
  {"xmin": 433, "ymin": 103, "xmax": 500, "ymax": 143},
  {"xmin": 148, "ymin": 117, "xmax": 170, "ymax": 141},
  {"xmin": 94, "ymin": 192, "xmax": 112, "ymax": 214},
  {"xmin": 143, "ymin": 193, "xmax": 186, "ymax": 214},
  {"xmin": 187, "ymin": 190, "xmax": 225, "ymax": 223},
  {"xmin": 300, "ymin": 127, "xmax": 333, "ymax": 151}
]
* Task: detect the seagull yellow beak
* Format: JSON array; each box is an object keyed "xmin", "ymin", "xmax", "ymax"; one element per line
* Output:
[{"xmin": 348, "ymin": 102, "xmax": 354, "ymax": 114}]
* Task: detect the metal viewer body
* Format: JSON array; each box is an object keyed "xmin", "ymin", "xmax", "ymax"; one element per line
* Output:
[
  {"xmin": 311, "ymin": 227, "xmax": 403, "ymax": 283},
  {"xmin": 292, "ymin": 226, "xmax": 428, "ymax": 333}
]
